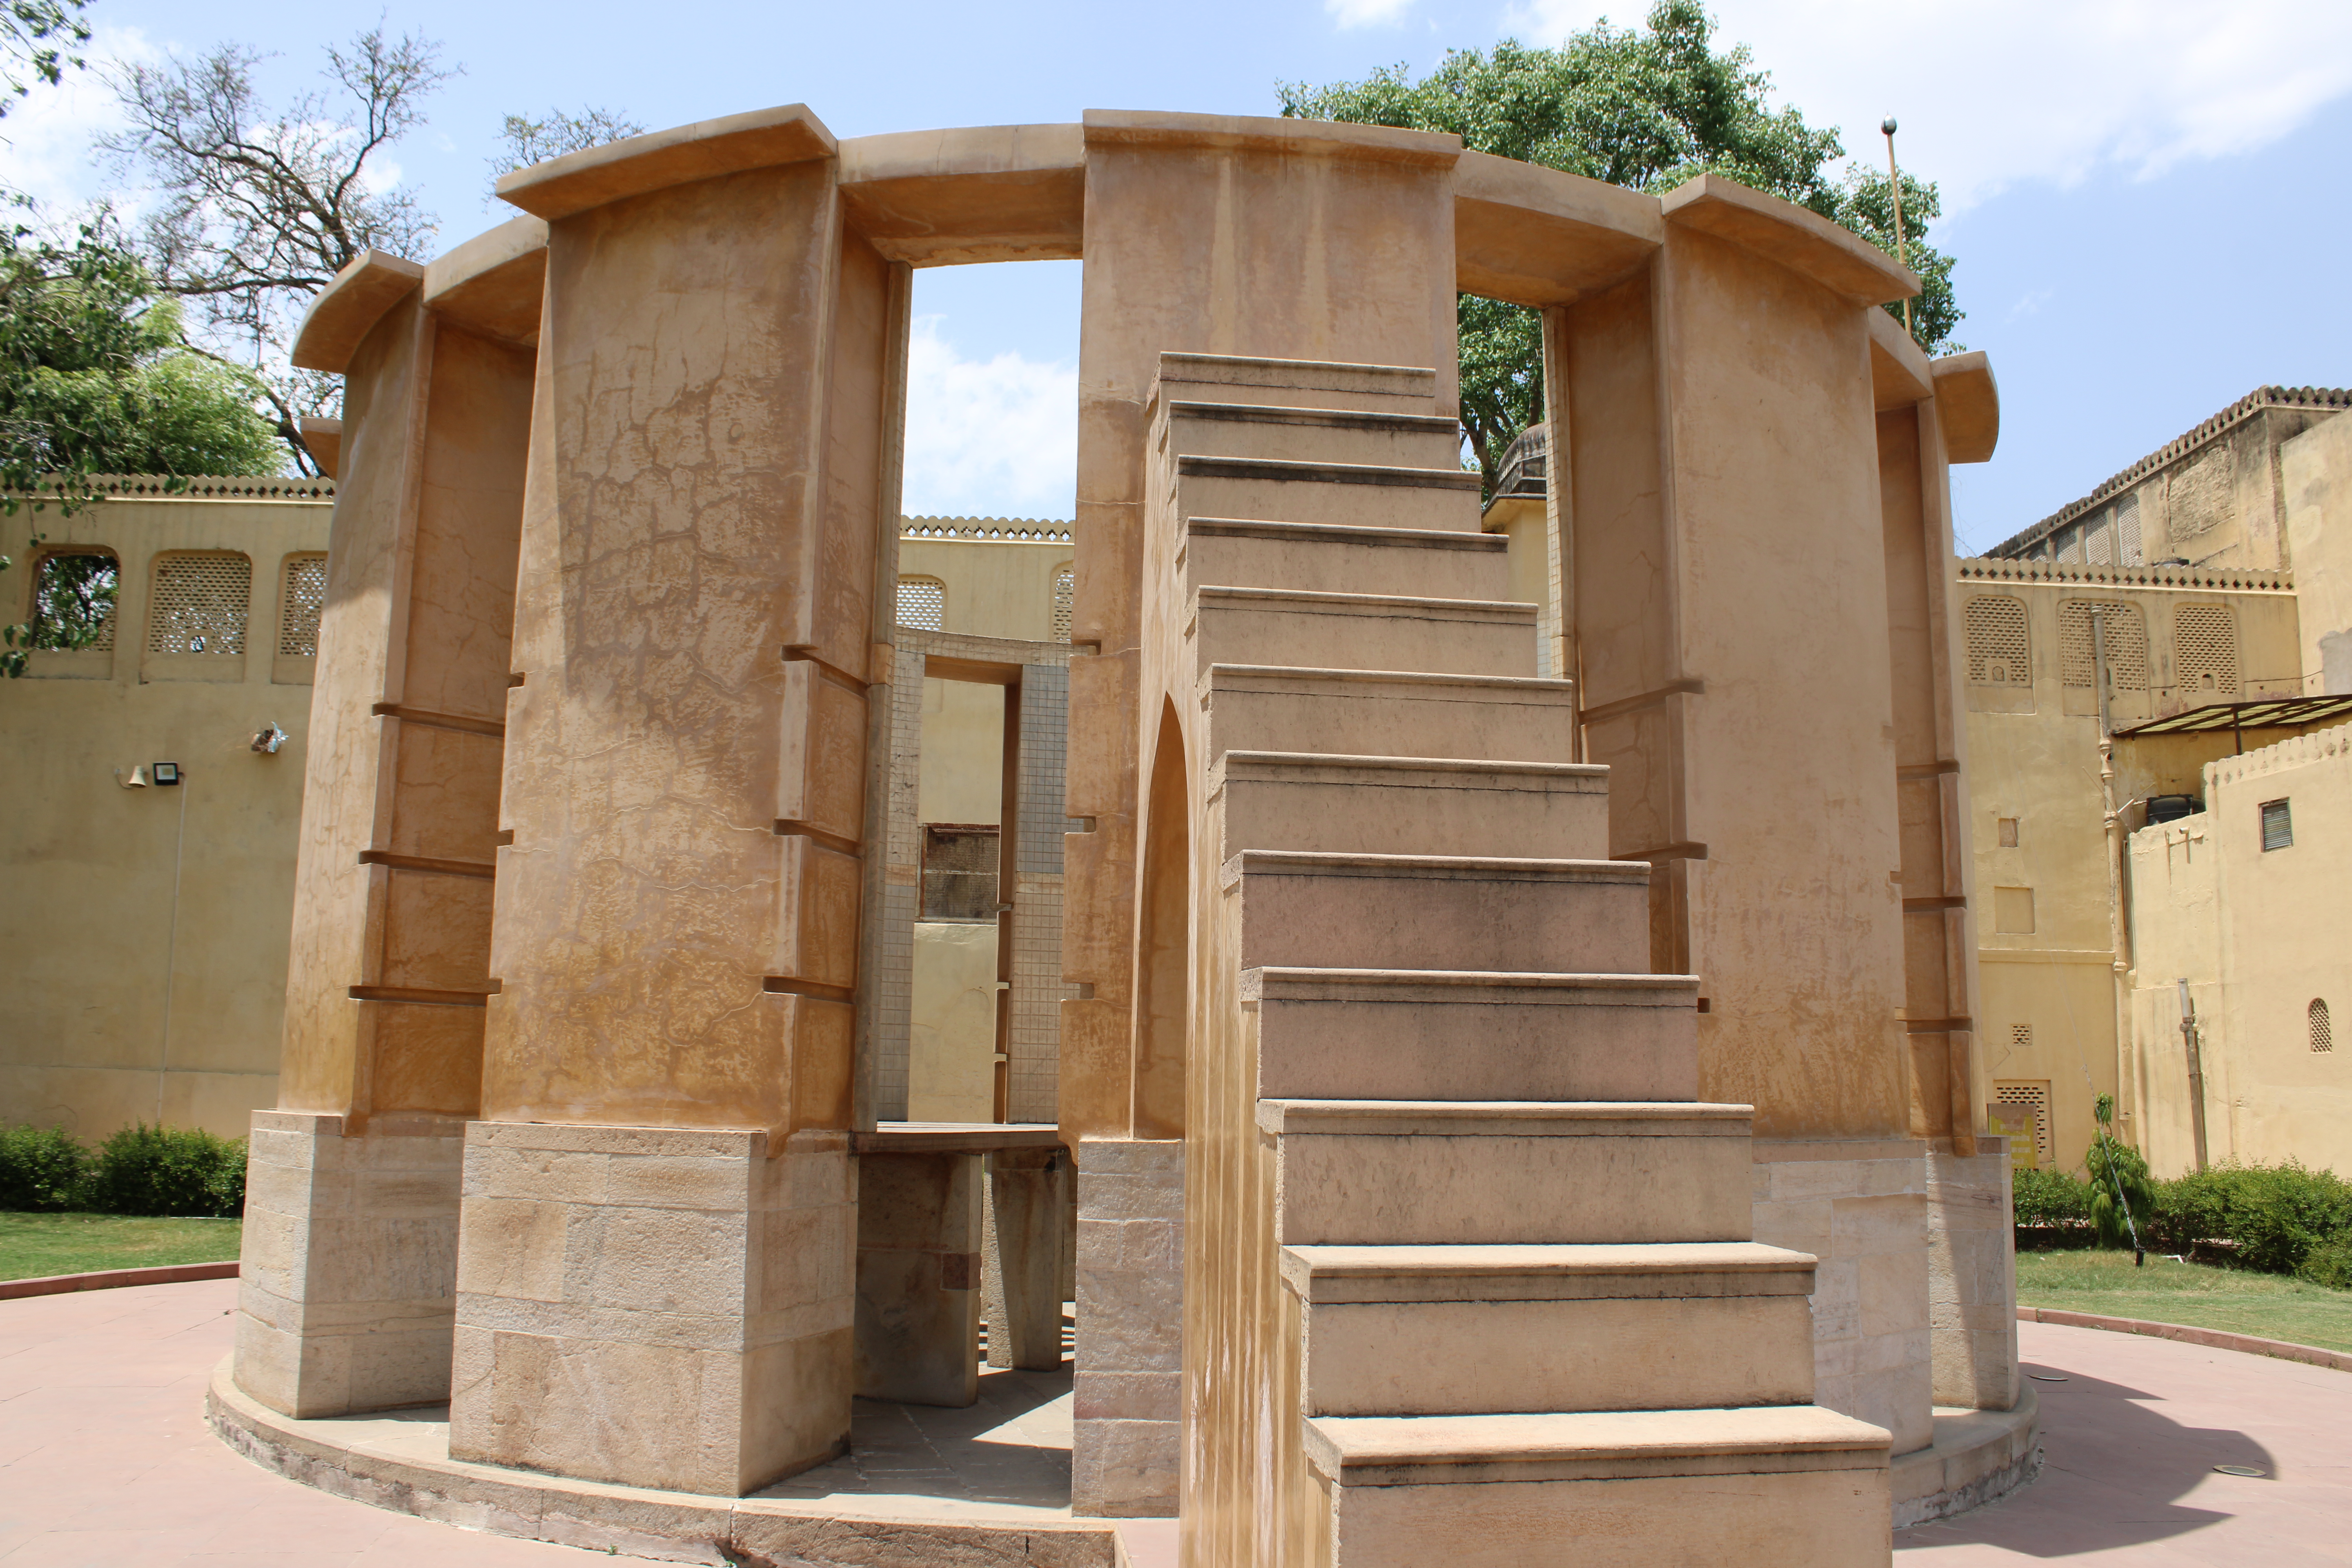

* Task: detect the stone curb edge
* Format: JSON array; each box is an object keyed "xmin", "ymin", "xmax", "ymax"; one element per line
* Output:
[
  {"xmin": 0, "ymin": 1260, "xmax": 239, "ymax": 1301},
  {"xmin": 204, "ymin": 1357, "xmax": 1121, "ymax": 1567},
  {"xmin": 2018, "ymin": 1305, "xmax": 2352, "ymax": 1373}
]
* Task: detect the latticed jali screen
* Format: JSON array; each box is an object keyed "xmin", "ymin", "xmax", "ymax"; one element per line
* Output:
[
  {"xmin": 2172, "ymin": 604, "xmax": 2239, "ymax": 695},
  {"xmin": 1052, "ymin": 566, "xmax": 1074, "ymax": 643},
  {"xmin": 1994, "ymin": 1077, "xmax": 2052, "ymax": 1168},
  {"xmin": 1964, "ymin": 595, "xmax": 2029, "ymax": 685},
  {"xmin": 277, "ymin": 554, "xmax": 328, "ymax": 657},
  {"xmin": 2313, "ymin": 999, "xmax": 2334, "ymax": 1054},
  {"xmin": 2058, "ymin": 600, "xmax": 2147, "ymax": 690},
  {"xmin": 147, "ymin": 552, "xmax": 250, "ymax": 656},
  {"xmin": 897, "ymin": 575, "xmax": 945, "ymax": 632}
]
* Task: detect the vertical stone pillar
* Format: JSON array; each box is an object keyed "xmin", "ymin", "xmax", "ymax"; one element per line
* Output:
[
  {"xmin": 1927, "ymin": 1140, "xmax": 2020, "ymax": 1410},
  {"xmin": 854, "ymin": 1151, "xmax": 983, "ymax": 1406},
  {"xmin": 985, "ymin": 1147, "xmax": 1069, "ymax": 1370},
  {"xmin": 451, "ymin": 108, "xmax": 891, "ymax": 1495},
  {"xmin": 1571, "ymin": 176, "xmax": 1936, "ymax": 1452},
  {"xmin": 237, "ymin": 245, "xmax": 532, "ymax": 1419},
  {"xmin": 1072, "ymin": 1136, "xmax": 1184, "ymax": 1516}
]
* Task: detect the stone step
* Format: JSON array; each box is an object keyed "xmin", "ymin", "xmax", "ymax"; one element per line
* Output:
[
  {"xmin": 1199, "ymin": 664, "xmax": 1580, "ymax": 766},
  {"xmin": 1213, "ymin": 752, "xmax": 1609, "ymax": 862},
  {"xmin": 1182, "ymin": 518, "xmax": 1508, "ymax": 602},
  {"xmin": 1283, "ymin": 1242, "xmax": 1818, "ymax": 1417},
  {"xmin": 1223, "ymin": 851, "xmax": 1648, "ymax": 974},
  {"xmin": 1259, "ymin": 1100, "xmax": 1756, "ymax": 1247},
  {"xmin": 1245, "ymin": 968, "xmax": 1695, "ymax": 1103},
  {"xmin": 1193, "ymin": 587, "xmax": 1536, "ymax": 681},
  {"xmin": 1153, "ymin": 351, "xmax": 1439, "ymax": 416},
  {"xmin": 1175, "ymin": 454, "xmax": 1483, "ymax": 534},
  {"xmin": 1304, "ymin": 1406, "xmax": 1892, "ymax": 1568},
  {"xmin": 1166, "ymin": 401, "xmax": 1461, "ymax": 468}
]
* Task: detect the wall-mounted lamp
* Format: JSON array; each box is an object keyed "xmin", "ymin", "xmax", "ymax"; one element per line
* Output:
[
  {"xmin": 117, "ymin": 765, "xmax": 149, "ymax": 789},
  {"xmin": 151, "ymin": 761, "xmax": 181, "ymax": 786},
  {"xmin": 252, "ymin": 722, "xmax": 288, "ymax": 754}
]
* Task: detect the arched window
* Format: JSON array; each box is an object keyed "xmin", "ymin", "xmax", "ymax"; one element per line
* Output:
[
  {"xmin": 2058, "ymin": 600, "xmax": 2147, "ymax": 691},
  {"xmin": 2174, "ymin": 604, "xmax": 2239, "ymax": 697},
  {"xmin": 278, "ymin": 554, "xmax": 328, "ymax": 657},
  {"xmin": 1051, "ymin": 563, "xmax": 1073, "ymax": 643},
  {"xmin": 31, "ymin": 548, "xmax": 118, "ymax": 651},
  {"xmin": 896, "ymin": 575, "xmax": 945, "ymax": 632},
  {"xmin": 2312, "ymin": 999, "xmax": 2333, "ymax": 1054},
  {"xmin": 148, "ymin": 552, "xmax": 251, "ymax": 656},
  {"xmin": 1964, "ymin": 596, "xmax": 2029, "ymax": 686}
]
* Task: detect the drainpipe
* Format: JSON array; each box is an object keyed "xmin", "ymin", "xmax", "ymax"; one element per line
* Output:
[{"xmin": 2094, "ymin": 612, "xmax": 2135, "ymax": 1161}]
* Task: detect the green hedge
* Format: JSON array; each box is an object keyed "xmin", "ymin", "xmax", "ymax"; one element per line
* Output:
[
  {"xmin": 2012, "ymin": 1155, "xmax": 2352, "ymax": 1286},
  {"xmin": 0, "ymin": 1123, "xmax": 245, "ymax": 1218}
]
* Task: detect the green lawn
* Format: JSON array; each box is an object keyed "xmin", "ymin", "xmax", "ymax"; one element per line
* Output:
[
  {"xmin": 0, "ymin": 1211, "xmax": 242, "ymax": 1282},
  {"xmin": 2016, "ymin": 1247, "xmax": 2352, "ymax": 1355}
]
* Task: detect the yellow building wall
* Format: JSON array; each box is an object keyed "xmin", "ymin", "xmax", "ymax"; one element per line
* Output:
[
  {"xmin": 0, "ymin": 486, "xmax": 332, "ymax": 1139},
  {"xmin": 2128, "ymin": 731, "xmax": 2352, "ymax": 1176},
  {"xmin": 1959, "ymin": 569, "xmax": 2301, "ymax": 1171},
  {"xmin": 2283, "ymin": 414, "xmax": 2352, "ymax": 693}
]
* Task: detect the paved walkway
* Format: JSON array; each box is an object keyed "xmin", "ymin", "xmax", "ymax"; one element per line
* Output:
[
  {"xmin": 1897, "ymin": 1319, "xmax": 2350, "ymax": 1565},
  {"xmin": 3, "ymin": 1280, "xmax": 2345, "ymax": 1563}
]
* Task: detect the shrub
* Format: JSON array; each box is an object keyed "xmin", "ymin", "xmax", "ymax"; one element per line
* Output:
[
  {"xmin": 2157, "ymin": 1161, "xmax": 2352, "ymax": 1275},
  {"xmin": 2296, "ymin": 1233, "xmax": 2352, "ymax": 1290},
  {"xmin": 2084, "ymin": 1137, "xmax": 2158, "ymax": 1250},
  {"xmin": 81, "ymin": 1123, "xmax": 245, "ymax": 1218},
  {"xmin": 2011, "ymin": 1166, "xmax": 2092, "ymax": 1228},
  {"xmin": 0, "ymin": 1124, "xmax": 89, "ymax": 1210}
]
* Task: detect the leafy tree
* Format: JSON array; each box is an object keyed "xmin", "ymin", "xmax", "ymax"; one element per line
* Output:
[
  {"xmin": 2084, "ymin": 1094, "xmax": 2157, "ymax": 1251},
  {"xmin": 1279, "ymin": 1, "xmax": 1963, "ymax": 494},
  {"xmin": 0, "ymin": 219, "xmax": 278, "ymax": 675},
  {"xmin": 0, "ymin": 0, "xmax": 88, "ymax": 118},
  {"xmin": 100, "ymin": 25, "xmax": 455, "ymax": 470},
  {"xmin": 488, "ymin": 105, "xmax": 646, "ymax": 193}
]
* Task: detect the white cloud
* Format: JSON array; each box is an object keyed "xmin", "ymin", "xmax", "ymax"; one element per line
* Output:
[
  {"xmin": 1328, "ymin": 0, "xmax": 1417, "ymax": 29},
  {"xmin": 1502, "ymin": 0, "xmax": 2352, "ymax": 211},
  {"xmin": 0, "ymin": 26, "xmax": 158, "ymax": 219},
  {"xmin": 901, "ymin": 316, "xmax": 1076, "ymax": 521}
]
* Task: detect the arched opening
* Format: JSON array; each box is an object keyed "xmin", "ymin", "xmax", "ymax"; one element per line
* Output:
[{"xmin": 1133, "ymin": 699, "xmax": 1189, "ymax": 1139}]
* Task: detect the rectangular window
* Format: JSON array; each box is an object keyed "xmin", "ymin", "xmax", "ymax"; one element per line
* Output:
[
  {"xmin": 278, "ymin": 554, "xmax": 328, "ymax": 657},
  {"xmin": 920, "ymin": 823, "xmax": 1000, "ymax": 921},
  {"xmin": 1997, "ymin": 817, "xmax": 2019, "ymax": 848},
  {"xmin": 2260, "ymin": 799, "xmax": 2292, "ymax": 851},
  {"xmin": 1993, "ymin": 886, "xmax": 2035, "ymax": 935}
]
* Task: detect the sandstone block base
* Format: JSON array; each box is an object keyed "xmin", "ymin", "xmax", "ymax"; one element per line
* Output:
[
  {"xmin": 447, "ymin": 1122, "xmax": 853, "ymax": 1497},
  {"xmin": 856, "ymin": 1150, "xmax": 982, "ymax": 1406},
  {"xmin": 234, "ymin": 1110, "xmax": 463, "ymax": 1419},
  {"xmin": 1073, "ymin": 1136, "xmax": 1182, "ymax": 1517},
  {"xmin": 1927, "ymin": 1138, "xmax": 2021, "ymax": 1412},
  {"xmin": 1751, "ymin": 1138, "xmax": 1934, "ymax": 1455}
]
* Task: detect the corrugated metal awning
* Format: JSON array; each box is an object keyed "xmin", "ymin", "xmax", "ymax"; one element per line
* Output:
[{"xmin": 2113, "ymin": 695, "xmax": 2352, "ymax": 736}]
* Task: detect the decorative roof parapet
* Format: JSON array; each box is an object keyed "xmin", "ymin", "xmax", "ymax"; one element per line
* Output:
[
  {"xmin": 1989, "ymin": 385, "xmax": 2352, "ymax": 558},
  {"xmin": 902, "ymin": 516, "xmax": 1073, "ymax": 542},
  {"xmin": 24, "ymin": 474, "xmax": 337, "ymax": 502},
  {"xmin": 1957, "ymin": 557, "xmax": 2292, "ymax": 593},
  {"xmin": 2204, "ymin": 724, "xmax": 2352, "ymax": 791}
]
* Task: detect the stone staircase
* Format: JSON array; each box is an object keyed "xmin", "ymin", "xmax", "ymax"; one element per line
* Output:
[{"xmin": 1156, "ymin": 353, "xmax": 1892, "ymax": 1565}]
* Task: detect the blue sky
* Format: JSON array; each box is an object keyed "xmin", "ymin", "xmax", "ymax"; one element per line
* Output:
[{"xmin": 16, "ymin": 0, "xmax": 2348, "ymax": 552}]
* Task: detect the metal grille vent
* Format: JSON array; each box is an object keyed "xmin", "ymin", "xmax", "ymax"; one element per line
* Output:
[
  {"xmin": 2173, "ymin": 604, "xmax": 2239, "ymax": 696},
  {"xmin": 2085, "ymin": 510, "xmax": 2114, "ymax": 565},
  {"xmin": 2261, "ymin": 798, "xmax": 2293, "ymax": 851},
  {"xmin": 1964, "ymin": 595, "xmax": 2030, "ymax": 685},
  {"xmin": 2058, "ymin": 600, "xmax": 2147, "ymax": 690},
  {"xmin": 2312, "ymin": 999, "xmax": 2333, "ymax": 1054},
  {"xmin": 1994, "ymin": 1079, "xmax": 2052, "ymax": 1167},
  {"xmin": 2117, "ymin": 494, "xmax": 2143, "ymax": 565},
  {"xmin": 277, "ymin": 554, "xmax": 327, "ymax": 657},
  {"xmin": 897, "ymin": 576, "xmax": 945, "ymax": 632},
  {"xmin": 1052, "ymin": 566, "xmax": 1073, "ymax": 643},
  {"xmin": 147, "ymin": 552, "xmax": 250, "ymax": 656}
]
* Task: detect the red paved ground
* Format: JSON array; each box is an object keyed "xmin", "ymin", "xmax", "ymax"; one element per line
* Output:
[{"xmin": 2, "ymin": 1279, "xmax": 2344, "ymax": 1563}]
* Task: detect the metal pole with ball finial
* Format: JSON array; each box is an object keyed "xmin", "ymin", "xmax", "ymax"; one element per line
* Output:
[{"xmin": 1882, "ymin": 117, "xmax": 1913, "ymax": 337}]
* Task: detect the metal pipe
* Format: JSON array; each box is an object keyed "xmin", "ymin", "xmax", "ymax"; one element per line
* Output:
[
  {"xmin": 2177, "ymin": 978, "xmax": 2210, "ymax": 1172},
  {"xmin": 1882, "ymin": 118, "xmax": 1914, "ymax": 338}
]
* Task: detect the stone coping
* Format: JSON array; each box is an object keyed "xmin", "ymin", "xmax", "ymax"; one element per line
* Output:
[
  {"xmin": 0, "ymin": 1260, "xmax": 238, "ymax": 1301},
  {"xmin": 2018, "ymin": 1305, "xmax": 2352, "ymax": 1374},
  {"xmin": 206, "ymin": 1358, "xmax": 1117, "ymax": 1566},
  {"xmin": 1890, "ymin": 1388, "xmax": 2042, "ymax": 1529}
]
